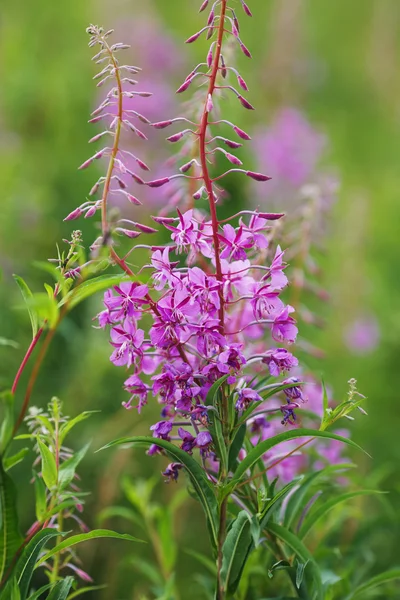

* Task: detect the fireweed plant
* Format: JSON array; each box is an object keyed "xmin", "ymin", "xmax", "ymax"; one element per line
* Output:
[{"xmin": 1, "ymin": 2, "xmax": 400, "ymax": 600}]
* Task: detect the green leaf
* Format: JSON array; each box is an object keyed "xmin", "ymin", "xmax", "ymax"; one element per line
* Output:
[
  {"xmin": 348, "ymin": 568, "xmax": 400, "ymax": 599},
  {"xmin": 266, "ymin": 522, "xmax": 323, "ymax": 600},
  {"xmin": 34, "ymin": 475, "xmax": 47, "ymax": 522},
  {"xmin": 13, "ymin": 529, "xmax": 60, "ymax": 600},
  {"xmin": 37, "ymin": 440, "xmax": 57, "ymax": 490},
  {"xmin": 26, "ymin": 294, "xmax": 59, "ymax": 330},
  {"xmin": 59, "ymin": 274, "xmax": 129, "ymax": 310},
  {"xmin": 100, "ymin": 436, "xmax": 219, "ymax": 549},
  {"xmin": 299, "ymin": 490, "xmax": 384, "ymax": 539},
  {"xmin": 184, "ymin": 549, "xmax": 216, "ymax": 575},
  {"xmin": 46, "ymin": 577, "xmax": 74, "ymax": 600},
  {"xmin": 13, "ymin": 276, "xmax": 39, "ymax": 338},
  {"xmin": 283, "ymin": 463, "xmax": 356, "ymax": 530},
  {"xmin": 58, "ymin": 444, "xmax": 90, "ymax": 490},
  {"xmin": 0, "ymin": 391, "xmax": 15, "ymax": 455},
  {"xmin": 0, "ymin": 463, "xmax": 22, "ymax": 583},
  {"xmin": 205, "ymin": 375, "xmax": 229, "ymax": 475},
  {"xmin": 59, "ymin": 412, "xmax": 98, "ymax": 446},
  {"xmin": 67, "ymin": 585, "xmax": 107, "ymax": 599},
  {"xmin": 3, "ymin": 449, "xmax": 29, "ymax": 472},
  {"xmin": 0, "ymin": 338, "xmax": 19, "ymax": 350},
  {"xmin": 228, "ymin": 429, "xmax": 366, "ymax": 493},
  {"xmin": 38, "ymin": 530, "xmax": 144, "ymax": 565},
  {"xmin": 259, "ymin": 480, "xmax": 299, "ymax": 528},
  {"xmin": 228, "ymin": 424, "xmax": 246, "ymax": 473},
  {"xmin": 26, "ymin": 583, "xmax": 53, "ymax": 599},
  {"xmin": 220, "ymin": 511, "xmax": 252, "ymax": 594}
]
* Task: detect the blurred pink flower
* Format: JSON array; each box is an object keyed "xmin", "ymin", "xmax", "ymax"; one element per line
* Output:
[{"xmin": 344, "ymin": 315, "xmax": 380, "ymax": 354}]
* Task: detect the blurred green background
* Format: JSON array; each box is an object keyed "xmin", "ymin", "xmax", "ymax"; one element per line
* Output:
[{"xmin": 1, "ymin": 0, "xmax": 400, "ymax": 598}]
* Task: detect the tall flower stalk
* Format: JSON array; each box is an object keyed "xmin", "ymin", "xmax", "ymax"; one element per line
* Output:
[{"xmin": 69, "ymin": 5, "xmax": 366, "ymax": 599}]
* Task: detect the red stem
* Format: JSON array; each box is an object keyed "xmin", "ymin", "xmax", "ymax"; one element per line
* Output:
[
  {"xmin": 11, "ymin": 327, "xmax": 44, "ymax": 395},
  {"xmin": 198, "ymin": 0, "xmax": 227, "ymax": 331}
]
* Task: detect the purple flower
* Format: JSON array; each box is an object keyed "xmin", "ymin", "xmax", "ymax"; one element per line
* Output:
[
  {"xmin": 123, "ymin": 375, "xmax": 148, "ymax": 412},
  {"xmin": 271, "ymin": 306, "xmax": 298, "ymax": 344},
  {"xmin": 283, "ymin": 377, "xmax": 304, "ymax": 401},
  {"xmin": 162, "ymin": 462, "xmax": 183, "ymax": 483},
  {"xmin": 195, "ymin": 431, "xmax": 213, "ymax": 457},
  {"xmin": 178, "ymin": 428, "xmax": 196, "ymax": 453},
  {"xmin": 262, "ymin": 348, "xmax": 298, "ymax": 377},
  {"xmin": 105, "ymin": 282, "xmax": 149, "ymax": 320},
  {"xmin": 150, "ymin": 420, "xmax": 173, "ymax": 440},
  {"xmin": 235, "ymin": 388, "xmax": 262, "ymax": 413},
  {"xmin": 110, "ymin": 319, "xmax": 145, "ymax": 368}
]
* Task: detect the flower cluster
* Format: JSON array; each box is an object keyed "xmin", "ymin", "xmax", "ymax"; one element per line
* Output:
[
  {"xmin": 73, "ymin": 5, "xmax": 304, "ymax": 469},
  {"xmin": 73, "ymin": 4, "xmax": 354, "ymax": 485}
]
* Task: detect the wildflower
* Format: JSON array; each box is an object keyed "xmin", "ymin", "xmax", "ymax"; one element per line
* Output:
[
  {"xmin": 162, "ymin": 462, "xmax": 183, "ymax": 483},
  {"xmin": 262, "ymin": 348, "xmax": 298, "ymax": 377}
]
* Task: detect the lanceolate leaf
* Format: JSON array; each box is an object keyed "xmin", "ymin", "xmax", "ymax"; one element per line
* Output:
[
  {"xmin": 3, "ymin": 450, "xmax": 29, "ymax": 472},
  {"xmin": 0, "ymin": 463, "xmax": 22, "ymax": 583},
  {"xmin": 37, "ymin": 440, "xmax": 57, "ymax": 490},
  {"xmin": 100, "ymin": 436, "xmax": 219, "ymax": 549},
  {"xmin": 299, "ymin": 490, "xmax": 384, "ymax": 540},
  {"xmin": 205, "ymin": 375, "xmax": 229, "ymax": 474},
  {"xmin": 58, "ymin": 443, "xmax": 90, "ymax": 490},
  {"xmin": 13, "ymin": 276, "xmax": 38, "ymax": 338},
  {"xmin": 266, "ymin": 522, "xmax": 323, "ymax": 600},
  {"xmin": 228, "ymin": 424, "xmax": 246, "ymax": 473},
  {"xmin": 283, "ymin": 463, "xmax": 356, "ymax": 530},
  {"xmin": 0, "ymin": 391, "xmax": 15, "ymax": 455},
  {"xmin": 259, "ymin": 480, "xmax": 299, "ymax": 528},
  {"xmin": 14, "ymin": 529, "xmax": 60, "ymax": 600},
  {"xmin": 38, "ymin": 530, "xmax": 144, "ymax": 565},
  {"xmin": 227, "ymin": 429, "xmax": 366, "ymax": 493},
  {"xmin": 59, "ymin": 274, "xmax": 130, "ymax": 310},
  {"xmin": 46, "ymin": 577, "xmax": 74, "ymax": 600},
  {"xmin": 58, "ymin": 412, "xmax": 99, "ymax": 445},
  {"xmin": 67, "ymin": 585, "xmax": 107, "ymax": 599},
  {"xmin": 220, "ymin": 511, "xmax": 252, "ymax": 594},
  {"xmin": 347, "ymin": 568, "xmax": 400, "ymax": 599}
]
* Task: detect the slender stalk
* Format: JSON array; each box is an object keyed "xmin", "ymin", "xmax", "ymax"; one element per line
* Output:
[
  {"xmin": 11, "ymin": 327, "xmax": 44, "ymax": 395},
  {"xmin": 198, "ymin": 0, "xmax": 227, "ymax": 331}
]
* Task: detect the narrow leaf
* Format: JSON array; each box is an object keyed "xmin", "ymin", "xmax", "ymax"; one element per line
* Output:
[
  {"xmin": 37, "ymin": 440, "xmax": 57, "ymax": 490},
  {"xmin": 228, "ymin": 429, "xmax": 366, "ymax": 492},
  {"xmin": 67, "ymin": 585, "xmax": 107, "ymax": 599},
  {"xmin": 220, "ymin": 511, "xmax": 252, "ymax": 594},
  {"xmin": 0, "ymin": 463, "xmax": 22, "ymax": 582},
  {"xmin": 100, "ymin": 436, "xmax": 219, "ymax": 549},
  {"xmin": 46, "ymin": 577, "xmax": 74, "ymax": 600},
  {"xmin": 59, "ymin": 412, "xmax": 99, "ymax": 445},
  {"xmin": 59, "ymin": 275, "xmax": 130, "ymax": 310},
  {"xmin": 228, "ymin": 424, "xmax": 246, "ymax": 473},
  {"xmin": 266, "ymin": 523, "xmax": 323, "ymax": 599},
  {"xmin": 348, "ymin": 568, "xmax": 400, "ymax": 598},
  {"xmin": 300, "ymin": 490, "xmax": 384, "ymax": 539},
  {"xmin": 3, "ymin": 450, "xmax": 29, "ymax": 472},
  {"xmin": 38, "ymin": 529, "xmax": 144, "ymax": 565},
  {"xmin": 58, "ymin": 444, "xmax": 90, "ymax": 490},
  {"xmin": 14, "ymin": 529, "xmax": 60, "ymax": 600},
  {"xmin": 13, "ymin": 276, "xmax": 38, "ymax": 338},
  {"xmin": 284, "ymin": 463, "xmax": 356, "ymax": 530}
]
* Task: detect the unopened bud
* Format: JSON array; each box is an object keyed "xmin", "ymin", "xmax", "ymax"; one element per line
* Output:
[
  {"xmin": 64, "ymin": 207, "xmax": 83, "ymax": 221},
  {"xmin": 147, "ymin": 177, "xmax": 170, "ymax": 188},
  {"xmin": 233, "ymin": 126, "xmax": 251, "ymax": 140},
  {"xmin": 246, "ymin": 171, "xmax": 272, "ymax": 182},
  {"xmin": 237, "ymin": 95, "xmax": 255, "ymax": 110}
]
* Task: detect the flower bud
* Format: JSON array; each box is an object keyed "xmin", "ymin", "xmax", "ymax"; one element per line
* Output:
[
  {"xmin": 152, "ymin": 120, "xmax": 173, "ymax": 129},
  {"xmin": 246, "ymin": 171, "xmax": 272, "ymax": 182},
  {"xmin": 147, "ymin": 177, "xmax": 171, "ymax": 188},
  {"xmin": 237, "ymin": 95, "xmax": 255, "ymax": 110},
  {"xmin": 64, "ymin": 207, "xmax": 83, "ymax": 221},
  {"xmin": 233, "ymin": 126, "xmax": 251, "ymax": 140}
]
